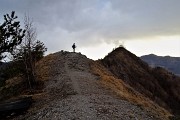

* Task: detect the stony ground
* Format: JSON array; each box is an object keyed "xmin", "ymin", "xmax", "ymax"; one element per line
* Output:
[{"xmin": 12, "ymin": 51, "xmax": 163, "ymax": 120}]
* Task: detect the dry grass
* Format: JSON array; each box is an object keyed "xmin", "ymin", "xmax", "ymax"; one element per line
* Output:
[
  {"xmin": 36, "ymin": 53, "xmax": 56, "ymax": 81},
  {"xmin": 91, "ymin": 61, "xmax": 172, "ymax": 120},
  {"xmin": 5, "ymin": 76, "xmax": 23, "ymax": 87},
  {"xmin": 0, "ymin": 53, "xmax": 56, "ymax": 102},
  {"xmin": 0, "ymin": 76, "xmax": 26, "ymax": 101}
]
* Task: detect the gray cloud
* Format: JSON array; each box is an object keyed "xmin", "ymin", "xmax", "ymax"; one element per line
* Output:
[{"xmin": 0, "ymin": 0, "xmax": 180, "ymax": 52}]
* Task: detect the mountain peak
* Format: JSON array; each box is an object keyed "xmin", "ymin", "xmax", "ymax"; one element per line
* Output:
[
  {"xmin": 102, "ymin": 47, "xmax": 180, "ymax": 115},
  {"xmin": 106, "ymin": 47, "xmax": 133, "ymax": 57}
]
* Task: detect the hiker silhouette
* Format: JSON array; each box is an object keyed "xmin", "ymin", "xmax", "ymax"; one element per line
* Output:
[{"xmin": 72, "ymin": 43, "xmax": 76, "ymax": 52}]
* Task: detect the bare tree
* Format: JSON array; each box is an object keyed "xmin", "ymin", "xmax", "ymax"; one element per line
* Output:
[
  {"xmin": 23, "ymin": 15, "xmax": 36, "ymax": 89},
  {"xmin": 12, "ymin": 15, "xmax": 47, "ymax": 90}
]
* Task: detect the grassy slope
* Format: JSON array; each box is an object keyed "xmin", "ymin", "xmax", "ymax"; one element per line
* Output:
[
  {"xmin": 101, "ymin": 47, "xmax": 180, "ymax": 115},
  {"xmin": 91, "ymin": 61, "xmax": 171, "ymax": 119}
]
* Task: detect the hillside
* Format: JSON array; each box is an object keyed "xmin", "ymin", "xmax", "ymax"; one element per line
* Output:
[
  {"xmin": 102, "ymin": 47, "xmax": 180, "ymax": 116},
  {"xmin": 3, "ymin": 50, "xmax": 171, "ymax": 120},
  {"xmin": 141, "ymin": 54, "xmax": 180, "ymax": 76}
]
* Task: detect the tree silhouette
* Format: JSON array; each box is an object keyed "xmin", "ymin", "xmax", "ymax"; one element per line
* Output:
[{"xmin": 0, "ymin": 11, "xmax": 25, "ymax": 60}]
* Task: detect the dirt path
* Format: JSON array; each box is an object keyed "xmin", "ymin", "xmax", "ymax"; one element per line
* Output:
[{"xmin": 64, "ymin": 53, "xmax": 82, "ymax": 95}]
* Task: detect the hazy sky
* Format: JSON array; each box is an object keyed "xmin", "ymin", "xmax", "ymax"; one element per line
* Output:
[{"xmin": 0, "ymin": 0, "xmax": 180, "ymax": 59}]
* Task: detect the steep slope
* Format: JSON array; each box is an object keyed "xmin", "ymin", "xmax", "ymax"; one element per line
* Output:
[
  {"xmin": 141, "ymin": 54, "xmax": 180, "ymax": 76},
  {"xmin": 12, "ymin": 51, "xmax": 169, "ymax": 120},
  {"xmin": 102, "ymin": 47, "xmax": 180, "ymax": 115},
  {"xmin": 91, "ymin": 61, "xmax": 170, "ymax": 119}
]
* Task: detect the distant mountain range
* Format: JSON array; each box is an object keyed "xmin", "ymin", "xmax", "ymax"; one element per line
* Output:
[{"xmin": 141, "ymin": 54, "xmax": 180, "ymax": 76}]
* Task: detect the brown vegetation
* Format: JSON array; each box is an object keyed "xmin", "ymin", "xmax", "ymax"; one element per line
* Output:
[
  {"xmin": 91, "ymin": 61, "xmax": 171, "ymax": 119},
  {"xmin": 101, "ymin": 47, "xmax": 180, "ymax": 115}
]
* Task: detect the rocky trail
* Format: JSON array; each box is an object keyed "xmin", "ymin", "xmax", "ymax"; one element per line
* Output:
[{"xmin": 12, "ymin": 51, "xmax": 165, "ymax": 120}]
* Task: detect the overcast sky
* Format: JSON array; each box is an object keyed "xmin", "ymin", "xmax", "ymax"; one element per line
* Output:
[{"xmin": 1, "ymin": 0, "xmax": 180, "ymax": 59}]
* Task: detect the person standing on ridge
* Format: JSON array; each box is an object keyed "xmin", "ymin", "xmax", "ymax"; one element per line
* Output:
[{"xmin": 72, "ymin": 43, "xmax": 76, "ymax": 52}]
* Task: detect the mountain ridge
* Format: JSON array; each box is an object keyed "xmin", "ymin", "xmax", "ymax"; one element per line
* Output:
[{"xmin": 2, "ymin": 48, "xmax": 179, "ymax": 119}]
